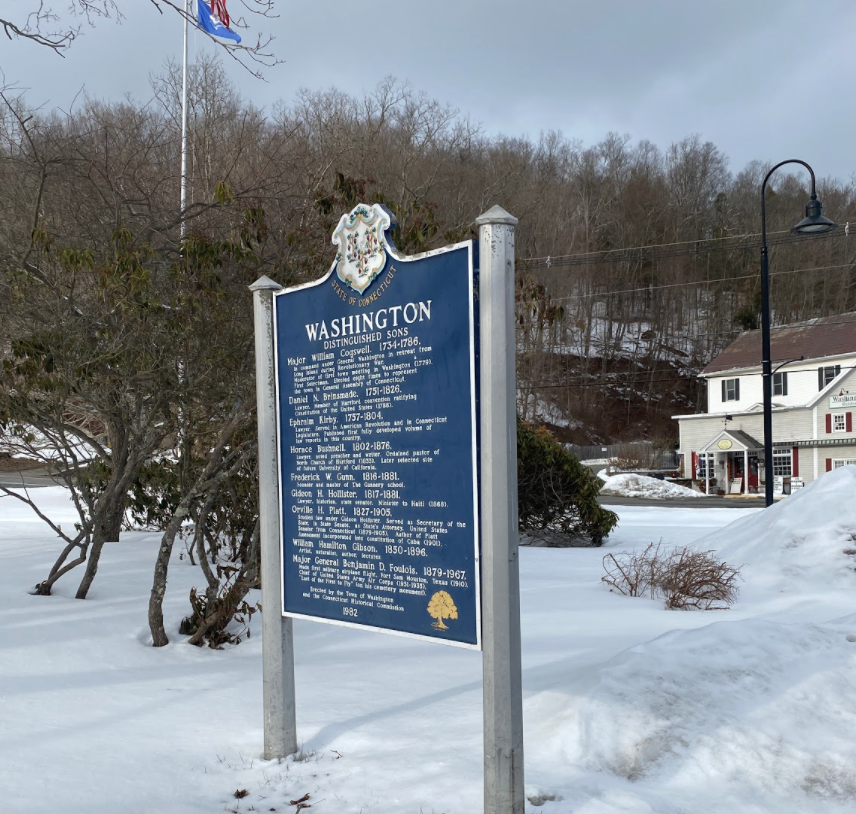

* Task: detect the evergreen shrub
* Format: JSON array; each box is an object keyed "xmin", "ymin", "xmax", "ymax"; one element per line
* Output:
[{"xmin": 517, "ymin": 416, "xmax": 618, "ymax": 546}]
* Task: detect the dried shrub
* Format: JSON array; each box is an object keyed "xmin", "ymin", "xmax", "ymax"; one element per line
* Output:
[
  {"xmin": 608, "ymin": 455, "xmax": 644, "ymax": 472},
  {"xmin": 659, "ymin": 546, "xmax": 742, "ymax": 610},
  {"xmin": 602, "ymin": 542, "xmax": 740, "ymax": 610},
  {"xmin": 601, "ymin": 542, "xmax": 662, "ymax": 598}
]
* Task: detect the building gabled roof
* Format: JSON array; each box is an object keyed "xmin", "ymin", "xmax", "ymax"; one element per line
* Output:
[
  {"xmin": 724, "ymin": 429, "xmax": 763, "ymax": 450},
  {"xmin": 702, "ymin": 312, "xmax": 856, "ymax": 375},
  {"xmin": 700, "ymin": 429, "xmax": 763, "ymax": 452}
]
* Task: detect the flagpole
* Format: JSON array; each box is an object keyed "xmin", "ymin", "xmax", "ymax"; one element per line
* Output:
[{"xmin": 180, "ymin": 0, "xmax": 190, "ymax": 241}]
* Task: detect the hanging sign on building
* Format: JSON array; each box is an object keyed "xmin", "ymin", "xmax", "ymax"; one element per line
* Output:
[
  {"xmin": 273, "ymin": 204, "xmax": 480, "ymax": 648},
  {"xmin": 829, "ymin": 392, "xmax": 856, "ymax": 409}
]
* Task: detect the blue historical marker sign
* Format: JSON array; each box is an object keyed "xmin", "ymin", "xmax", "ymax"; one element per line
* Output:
[{"xmin": 273, "ymin": 204, "xmax": 480, "ymax": 648}]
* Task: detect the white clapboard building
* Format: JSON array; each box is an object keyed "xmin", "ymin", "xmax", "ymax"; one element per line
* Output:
[{"xmin": 674, "ymin": 312, "xmax": 856, "ymax": 495}]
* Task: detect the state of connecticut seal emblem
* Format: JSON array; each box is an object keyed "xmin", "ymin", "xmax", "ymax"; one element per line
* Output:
[{"xmin": 331, "ymin": 203, "xmax": 392, "ymax": 294}]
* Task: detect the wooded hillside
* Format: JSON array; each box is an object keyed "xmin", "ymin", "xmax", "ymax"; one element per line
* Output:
[{"xmin": 2, "ymin": 62, "xmax": 855, "ymax": 444}]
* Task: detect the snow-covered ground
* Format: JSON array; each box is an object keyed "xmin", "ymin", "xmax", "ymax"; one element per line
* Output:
[
  {"xmin": 599, "ymin": 471, "xmax": 703, "ymax": 499},
  {"xmin": 2, "ymin": 471, "xmax": 856, "ymax": 814}
]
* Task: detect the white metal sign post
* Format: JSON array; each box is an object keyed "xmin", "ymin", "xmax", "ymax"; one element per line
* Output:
[
  {"xmin": 476, "ymin": 206, "xmax": 525, "ymax": 814},
  {"xmin": 251, "ymin": 275, "xmax": 298, "ymax": 760}
]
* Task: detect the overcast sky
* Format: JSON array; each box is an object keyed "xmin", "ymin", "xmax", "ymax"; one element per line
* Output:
[{"xmin": 4, "ymin": 0, "xmax": 856, "ymax": 182}]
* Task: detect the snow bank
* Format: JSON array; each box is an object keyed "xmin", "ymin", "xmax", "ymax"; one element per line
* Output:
[
  {"xmin": 529, "ymin": 614, "xmax": 856, "ymax": 812},
  {"xmin": 695, "ymin": 465, "xmax": 856, "ymax": 598},
  {"xmin": 521, "ymin": 468, "xmax": 856, "ymax": 811},
  {"xmin": 599, "ymin": 471, "xmax": 703, "ymax": 499}
]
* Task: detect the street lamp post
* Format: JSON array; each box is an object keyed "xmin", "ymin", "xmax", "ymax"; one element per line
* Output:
[{"xmin": 760, "ymin": 160, "xmax": 836, "ymax": 507}]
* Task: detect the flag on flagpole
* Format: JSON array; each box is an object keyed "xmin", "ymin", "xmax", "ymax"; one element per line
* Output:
[
  {"xmin": 197, "ymin": 0, "xmax": 241, "ymax": 43},
  {"xmin": 210, "ymin": 0, "xmax": 231, "ymax": 28}
]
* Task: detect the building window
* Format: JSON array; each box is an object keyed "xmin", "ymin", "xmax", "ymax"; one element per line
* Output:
[
  {"xmin": 772, "ymin": 447, "xmax": 792, "ymax": 477},
  {"xmin": 826, "ymin": 412, "xmax": 852, "ymax": 434},
  {"xmin": 818, "ymin": 365, "xmax": 841, "ymax": 390},
  {"xmin": 721, "ymin": 378, "xmax": 740, "ymax": 401},
  {"xmin": 772, "ymin": 371, "xmax": 788, "ymax": 396},
  {"xmin": 697, "ymin": 453, "xmax": 714, "ymax": 478},
  {"xmin": 833, "ymin": 459, "xmax": 856, "ymax": 469}
]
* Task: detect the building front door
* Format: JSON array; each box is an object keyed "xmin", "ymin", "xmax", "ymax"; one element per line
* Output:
[{"xmin": 732, "ymin": 453, "xmax": 760, "ymax": 493}]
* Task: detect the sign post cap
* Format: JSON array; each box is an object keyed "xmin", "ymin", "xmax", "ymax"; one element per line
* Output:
[
  {"xmin": 249, "ymin": 275, "xmax": 283, "ymax": 292},
  {"xmin": 474, "ymin": 205, "xmax": 518, "ymax": 227}
]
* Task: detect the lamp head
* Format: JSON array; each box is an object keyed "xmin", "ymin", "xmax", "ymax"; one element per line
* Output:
[{"xmin": 792, "ymin": 196, "xmax": 836, "ymax": 234}]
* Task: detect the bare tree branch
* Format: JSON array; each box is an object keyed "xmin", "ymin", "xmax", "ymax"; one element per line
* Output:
[{"xmin": 2, "ymin": 1, "xmax": 281, "ymax": 76}]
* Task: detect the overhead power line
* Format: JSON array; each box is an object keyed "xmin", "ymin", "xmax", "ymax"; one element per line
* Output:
[
  {"xmin": 520, "ymin": 262, "xmax": 856, "ymax": 304},
  {"xmin": 518, "ymin": 224, "xmax": 850, "ymax": 270},
  {"xmin": 519, "ymin": 376, "xmax": 702, "ymax": 390},
  {"xmin": 519, "ymin": 364, "xmax": 856, "ymax": 390}
]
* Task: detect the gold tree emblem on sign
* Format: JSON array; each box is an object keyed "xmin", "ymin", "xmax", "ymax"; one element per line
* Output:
[{"xmin": 427, "ymin": 591, "xmax": 458, "ymax": 630}]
